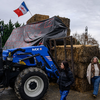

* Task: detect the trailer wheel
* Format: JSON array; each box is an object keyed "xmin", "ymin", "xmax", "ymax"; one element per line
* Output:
[{"xmin": 14, "ymin": 67, "xmax": 49, "ymax": 100}]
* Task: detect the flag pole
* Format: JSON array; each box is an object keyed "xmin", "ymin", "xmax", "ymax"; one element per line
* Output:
[
  {"xmin": 24, "ymin": 1, "xmax": 33, "ymax": 17},
  {"xmin": 29, "ymin": 10, "xmax": 33, "ymax": 17}
]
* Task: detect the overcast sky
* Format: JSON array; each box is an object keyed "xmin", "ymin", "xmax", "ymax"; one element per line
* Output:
[{"xmin": 0, "ymin": 0, "xmax": 100, "ymax": 44}]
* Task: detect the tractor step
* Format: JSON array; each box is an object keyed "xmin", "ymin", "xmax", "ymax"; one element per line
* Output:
[{"xmin": 0, "ymin": 85, "xmax": 4, "ymax": 88}]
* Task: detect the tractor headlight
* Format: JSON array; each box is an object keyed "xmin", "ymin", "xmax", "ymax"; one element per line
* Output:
[
  {"xmin": 7, "ymin": 57, "xmax": 13, "ymax": 61},
  {"xmin": 19, "ymin": 61, "xmax": 26, "ymax": 65},
  {"xmin": 7, "ymin": 52, "xmax": 13, "ymax": 61}
]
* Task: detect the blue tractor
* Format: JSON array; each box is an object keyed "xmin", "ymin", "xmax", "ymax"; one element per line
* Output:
[{"xmin": 0, "ymin": 26, "xmax": 60, "ymax": 100}]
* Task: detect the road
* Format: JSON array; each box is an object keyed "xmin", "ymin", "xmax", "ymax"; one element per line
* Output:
[{"xmin": 0, "ymin": 82, "xmax": 100, "ymax": 100}]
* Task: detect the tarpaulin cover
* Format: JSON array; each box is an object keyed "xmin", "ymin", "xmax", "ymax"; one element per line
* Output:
[{"xmin": 3, "ymin": 16, "xmax": 67, "ymax": 50}]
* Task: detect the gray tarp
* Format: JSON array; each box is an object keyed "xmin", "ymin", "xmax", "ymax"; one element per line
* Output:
[{"xmin": 4, "ymin": 16, "xmax": 67, "ymax": 49}]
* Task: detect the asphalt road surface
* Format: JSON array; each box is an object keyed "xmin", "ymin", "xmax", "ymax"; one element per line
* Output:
[{"xmin": 0, "ymin": 82, "xmax": 100, "ymax": 100}]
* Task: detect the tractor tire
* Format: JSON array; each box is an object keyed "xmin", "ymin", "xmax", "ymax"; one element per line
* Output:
[{"xmin": 14, "ymin": 67, "xmax": 49, "ymax": 100}]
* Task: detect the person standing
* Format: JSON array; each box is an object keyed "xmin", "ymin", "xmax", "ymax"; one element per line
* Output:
[
  {"xmin": 57, "ymin": 61, "xmax": 74, "ymax": 100},
  {"xmin": 87, "ymin": 56, "xmax": 100, "ymax": 98}
]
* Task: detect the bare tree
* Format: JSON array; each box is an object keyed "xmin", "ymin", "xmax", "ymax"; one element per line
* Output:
[{"xmin": 73, "ymin": 33, "xmax": 99, "ymax": 46}]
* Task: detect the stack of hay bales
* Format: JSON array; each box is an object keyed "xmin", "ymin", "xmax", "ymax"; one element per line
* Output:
[
  {"xmin": 26, "ymin": 14, "xmax": 70, "ymax": 36},
  {"xmin": 52, "ymin": 45, "xmax": 99, "ymax": 92},
  {"xmin": 27, "ymin": 14, "xmax": 49, "ymax": 24}
]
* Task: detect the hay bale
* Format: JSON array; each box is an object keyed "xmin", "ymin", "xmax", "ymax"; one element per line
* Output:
[
  {"xmin": 73, "ymin": 77, "xmax": 93, "ymax": 92},
  {"xmin": 68, "ymin": 62, "xmax": 78, "ymax": 76},
  {"xmin": 51, "ymin": 45, "xmax": 99, "ymax": 92},
  {"xmin": 56, "ymin": 16, "xmax": 70, "ymax": 28},
  {"xmin": 52, "ymin": 45, "xmax": 99, "ymax": 63},
  {"xmin": 68, "ymin": 62, "xmax": 88, "ymax": 79},
  {"xmin": 60, "ymin": 45, "xmax": 99, "ymax": 63},
  {"xmin": 27, "ymin": 14, "xmax": 71, "ymax": 36},
  {"xmin": 77, "ymin": 63, "xmax": 88, "ymax": 78},
  {"xmin": 55, "ymin": 45, "xmax": 99, "ymax": 70},
  {"xmin": 56, "ymin": 16, "xmax": 70, "ymax": 36},
  {"xmin": 27, "ymin": 14, "xmax": 49, "ymax": 24}
]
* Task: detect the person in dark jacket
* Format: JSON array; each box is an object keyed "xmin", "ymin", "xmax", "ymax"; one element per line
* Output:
[{"xmin": 57, "ymin": 61, "xmax": 74, "ymax": 100}]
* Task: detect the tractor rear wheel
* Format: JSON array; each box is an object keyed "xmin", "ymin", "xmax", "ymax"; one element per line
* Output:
[{"xmin": 14, "ymin": 67, "xmax": 49, "ymax": 100}]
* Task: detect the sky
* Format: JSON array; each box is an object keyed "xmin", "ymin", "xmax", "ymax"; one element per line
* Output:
[{"xmin": 0, "ymin": 0, "xmax": 100, "ymax": 44}]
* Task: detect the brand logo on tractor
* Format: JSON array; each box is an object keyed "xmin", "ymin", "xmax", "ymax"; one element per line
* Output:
[{"xmin": 32, "ymin": 48, "xmax": 42, "ymax": 51}]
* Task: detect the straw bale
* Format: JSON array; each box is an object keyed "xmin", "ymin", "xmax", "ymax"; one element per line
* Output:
[
  {"xmin": 53, "ymin": 45, "xmax": 99, "ymax": 77},
  {"xmin": 56, "ymin": 16, "xmax": 70, "ymax": 28},
  {"xmin": 52, "ymin": 45, "xmax": 99, "ymax": 92},
  {"xmin": 53, "ymin": 37, "xmax": 76, "ymax": 46},
  {"xmin": 54, "ymin": 45, "xmax": 99, "ymax": 63},
  {"xmin": 56, "ymin": 16, "xmax": 70, "ymax": 36},
  {"xmin": 27, "ymin": 14, "xmax": 71, "ymax": 36},
  {"xmin": 67, "ymin": 62, "xmax": 88, "ymax": 79},
  {"xmin": 77, "ymin": 63, "xmax": 88, "ymax": 78},
  {"xmin": 67, "ymin": 28, "xmax": 70, "ymax": 36},
  {"xmin": 68, "ymin": 62, "xmax": 78, "ymax": 76},
  {"xmin": 73, "ymin": 77, "xmax": 93, "ymax": 92},
  {"xmin": 27, "ymin": 14, "xmax": 49, "ymax": 24}
]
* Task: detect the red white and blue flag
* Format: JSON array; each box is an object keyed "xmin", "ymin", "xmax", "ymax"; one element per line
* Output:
[{"xmin": 14, "ymin": 1, "xmax": 29, "ymax": 17}]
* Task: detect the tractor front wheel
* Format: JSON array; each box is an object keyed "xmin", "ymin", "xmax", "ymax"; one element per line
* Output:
[{"xmin": 14, "ymin": 67, "xmax": 49, "ymax": 100}]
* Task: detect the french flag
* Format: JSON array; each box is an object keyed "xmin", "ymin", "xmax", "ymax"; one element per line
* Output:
[{"xmin": 14, "ymin": 1, "xmax": 29, "ymax": 17}]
